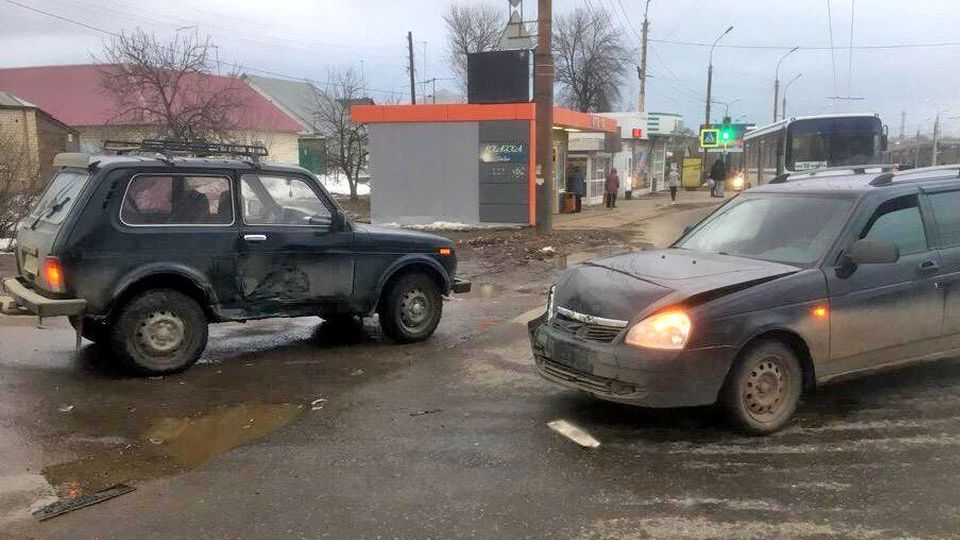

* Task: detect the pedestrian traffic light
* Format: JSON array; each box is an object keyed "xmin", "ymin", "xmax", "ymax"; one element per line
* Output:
[{"xmin": 719, "ymin": 125, "xmax": 734, "ymax": 145}]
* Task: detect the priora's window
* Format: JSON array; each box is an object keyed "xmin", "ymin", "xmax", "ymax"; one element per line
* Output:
[{"xmin": 121, "ymin": 175, "xmax": 234, "ymax": 225}]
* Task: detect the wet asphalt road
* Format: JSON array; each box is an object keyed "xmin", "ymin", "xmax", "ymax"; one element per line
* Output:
[{"xmin": 3, "ymin": 206, "xmax": 960, "ymax": 539}]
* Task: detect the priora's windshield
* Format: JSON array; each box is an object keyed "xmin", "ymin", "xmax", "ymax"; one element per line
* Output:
[
  {"xmin": 676, "ymin": 194, "xmax": 853, "ymax": 265},
  {"xmin": 787, "ymin": 116, "xmax": 882, "ymax": 171}
]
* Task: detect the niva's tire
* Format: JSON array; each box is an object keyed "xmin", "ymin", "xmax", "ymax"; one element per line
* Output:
[
  {"xmin": 720, "ymin": 340, "xmax": 802, "ymax": 435},
  {"xmin": 378, "ymin": 272, "xmax": 443, "ymax": 343},
  {"xmin": 110, "ymin": 289, "xmax": 208, "ymax": 376}
]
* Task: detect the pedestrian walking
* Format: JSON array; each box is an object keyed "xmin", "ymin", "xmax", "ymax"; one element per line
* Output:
[
  {"xmin": 709, "ymin": 158, "xmax": 726, "ymax": 198},
  {"xmin": 605, "ymin": 168, "xmax": 620, "ymax": 209},
  {"xmin": 667, "ymin": 163, "xmax": 681, "ymax": 204}
]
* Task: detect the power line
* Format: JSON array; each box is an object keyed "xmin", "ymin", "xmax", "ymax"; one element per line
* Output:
[
  {"xmin": 826, "ymin": 0, "xmax": 838, "ymax": 96},
  {"xmin": 847, "ymin": 0, "xmax": 856, "ymax": 96},
  {"xmin": 2, "ymin": 0, "xmax": 405, "ymax": 96},
  {"xmin": 648, "ymin": 36, "xmax": 960, "ymax": 51}
]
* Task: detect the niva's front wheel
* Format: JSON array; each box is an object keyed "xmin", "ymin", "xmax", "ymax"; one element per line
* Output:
[{"xmin": 378, "ymin": 272, "xmax": 443, "ymax": 343}]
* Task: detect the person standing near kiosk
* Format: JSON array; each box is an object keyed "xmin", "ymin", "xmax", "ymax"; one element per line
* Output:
[{"xmin": 709, "ymin": 158, "xmax": 726, "ymax": 198}]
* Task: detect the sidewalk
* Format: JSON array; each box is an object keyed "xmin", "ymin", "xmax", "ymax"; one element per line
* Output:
[{"xmin": 555, "ymin": 189, "xmax": 726, "ymax": 230}]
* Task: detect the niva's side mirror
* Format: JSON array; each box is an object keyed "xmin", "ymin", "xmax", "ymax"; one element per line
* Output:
[
  {"xmin": 682, "ymin": 225, "xmax": 694, "ymax": 237},
  {"xmin": 330, "ymin": 212, "xmax": 347, "ymax": 232},
  {"xmin": 847, "ymin": 239, "xmax": 900, "ymax": 265}
]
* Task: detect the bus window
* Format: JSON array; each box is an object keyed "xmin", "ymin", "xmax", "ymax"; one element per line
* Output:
[{"xmin": 787, "ymin": 116, "xmax": 882, "ymax": 170}]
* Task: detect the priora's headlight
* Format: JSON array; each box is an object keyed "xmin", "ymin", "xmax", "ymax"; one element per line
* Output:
[
  {"xmin": 624, "ymin": 311, "xmax": 691, "ymax": 350},
  {"xmin": 732, "ymin": 174, "xmax": 745, "ymax": 190}
]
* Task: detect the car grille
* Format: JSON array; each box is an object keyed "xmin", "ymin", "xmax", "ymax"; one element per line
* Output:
[
  {"xmin": 537, "ymin": 356, "xmax": 614, "ymax": 394},
  {"xmin": 550, "ymin": 310, "xmax": 624, "ymax": 343}
]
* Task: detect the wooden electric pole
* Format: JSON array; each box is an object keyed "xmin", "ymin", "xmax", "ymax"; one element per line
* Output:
[
  {"xmin": 638, "ymin": 0, "xmax": 652, "ymax": 113},
  {"xmin": 535, "ymin": 0, "xmax": 554, "ymax": 235},
  {"xmin": 407, "ymin": 31, "xmax": 417, "ymax": 105}
]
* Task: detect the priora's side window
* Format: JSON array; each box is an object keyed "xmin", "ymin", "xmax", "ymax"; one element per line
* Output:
[
  {"xmin": 860, "ymin": 195, "xmax": 927, "ymax": 255},
  {"xmin": 240, "ymin": 174, "xmax": 331, "ymax": 227},
  {"xmin": 121, "ymin": 175, "xmax": 234, "ymax": 226},
  {"xmin": 927, "ymin": 190, "xmax": 960, "ymax": 248}
]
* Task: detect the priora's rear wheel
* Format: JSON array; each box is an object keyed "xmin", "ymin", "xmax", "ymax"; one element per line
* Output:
[
  {"xmin": 720, "ymin": 340, "xmax": 802, "ymax": 434},
  {"xmin": 110, "ymin": 289, "xmax": 208, "ymax": 376}
]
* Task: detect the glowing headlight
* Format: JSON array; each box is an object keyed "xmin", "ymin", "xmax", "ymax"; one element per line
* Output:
[
  {"xmin": 624, "ymin": 311, "xmax": 692, "ymax": 350},
  {"xmin": 732, "ymin": 174, "xmax": 745, "ymax": 190}
]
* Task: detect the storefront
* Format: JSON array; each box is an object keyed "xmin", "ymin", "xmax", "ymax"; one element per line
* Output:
[{"xmin": 352, "ymin": 103, "xmax": 618, "ymax": 225}]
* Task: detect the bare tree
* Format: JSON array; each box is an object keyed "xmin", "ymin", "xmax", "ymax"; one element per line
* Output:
[
  {"xmin": 554, "ymin": 7, "xmax": 632, "ymax": 112},
  {"xmin": 443, "ymin": 2, "xmax": 507, "ymax": 91},
  {"xmin": 98, "ymin": 29, "xmax": 247, "ymax": 141},
  {"xmin": 0, "ymin": 132, "xmax": 41, "ymax": 244},
  {"xmin": 312, "ymin": 68, "xmax": 369, "ymax": 201}
]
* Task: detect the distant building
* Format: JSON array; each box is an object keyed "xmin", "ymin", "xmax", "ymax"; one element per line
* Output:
[
  {"xmin": 0, "ymin": 65, "xmax": 301, "ymax": 164},
  {"xmin": 0, "ymin": 90, "xmax": 78, "ymax": 186}
]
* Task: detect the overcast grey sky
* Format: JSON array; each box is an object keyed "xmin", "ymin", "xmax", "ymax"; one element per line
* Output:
[{"xmin": 1, "ymin": 0, "xmax": 958, "ymax": 136}]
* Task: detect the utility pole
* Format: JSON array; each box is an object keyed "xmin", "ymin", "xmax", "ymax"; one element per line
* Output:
[
  {"xmin": 407, "ymin": 31, "xmax": 417, "ymax": 105},
  {"xmin": 638, "ymin": 0, "xmax": 652, "ymax": 113},
  {"xmin": 535, "ymin": 0, "xmax": 555, "ymax": 235},
  {"xmin": 705, "ymin": 26, "xmax": 733, "ymax": 126},
  {"xmin": 899, "ymin": 110, "xmax": 906, "ymax": 141},
  {"xmin": 932, "ymin": 114, "xmax": 941, "ymax": 166}
]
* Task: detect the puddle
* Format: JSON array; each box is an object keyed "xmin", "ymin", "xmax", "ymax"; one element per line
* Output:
[{"xmin": 40, "ymin": 403, "xmax": 304, "ymax": 497}]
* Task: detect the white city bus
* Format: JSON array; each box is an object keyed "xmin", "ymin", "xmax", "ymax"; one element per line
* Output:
[{"xmin": 743, "ymin": 114, "xmax": 888, "ymax": 186}]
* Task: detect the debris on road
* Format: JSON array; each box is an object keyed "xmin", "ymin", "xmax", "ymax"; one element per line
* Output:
[
  {"xmin": 33, "ymin": 484, "xmax": 135, "ymax": 521},
  {"xmin": 311, "ymin": 398, "xmax": 327, "ymax": 411},
  {"xmin": 547, "ymin": 419, "xmax": 601, "ymax": 448},
  {"xmin": 148, "ymin": 438, "xmax": 164, "ymax": 445},
  {"xmin": 57, "ymin": 405, "xmax": 74, "ymax": 413},
  {"xmin": 350, "ymin": 369, "xmax": 364, "ymax": 376},
  {"xmin": 539, "ymin": 246, "xmax": 556, "ymax": 257},
  {"xmin": 409, "ymin": 409, "xmax": 442, "ymax": 417}
]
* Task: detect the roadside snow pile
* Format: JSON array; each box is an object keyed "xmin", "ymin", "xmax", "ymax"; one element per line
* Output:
[
  {"xmin": 318, "ymin": 173, "xmax": 370, "ymax": 197},
  {"xmin": 0, "ymin": 238, "xmax": 14, "ymax": 252},
  {"xmin": 379, "ymin": 222, "xmax": 526, "ymax": 232}
]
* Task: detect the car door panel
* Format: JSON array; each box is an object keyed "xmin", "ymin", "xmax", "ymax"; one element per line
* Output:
[
  {"xmin": 824, "ymin": 194, "xmax": 944, "ymax": 377},
  {"xmin": 924, "ymin": 188, "xmax": 960, "ymax": 350}
]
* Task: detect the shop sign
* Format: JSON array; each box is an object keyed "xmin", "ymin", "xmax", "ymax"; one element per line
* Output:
[{"xmin": 480, "ymin": 143, "xmax": 528, "ymax": 163}]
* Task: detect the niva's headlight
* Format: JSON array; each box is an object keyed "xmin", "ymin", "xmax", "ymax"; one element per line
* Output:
[{"xmin": 624, "ymin": 311, "xmax": 692, "ymax": 350}]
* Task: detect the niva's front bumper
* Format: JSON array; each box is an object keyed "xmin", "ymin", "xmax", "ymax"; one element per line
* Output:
[{"xmin": 528, "ymin": 313, "xmax": 735, "ymax": 408}]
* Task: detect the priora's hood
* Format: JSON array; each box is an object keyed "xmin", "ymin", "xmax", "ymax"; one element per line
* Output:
[{"xmin": 554, "ymin": 249, "xmax": 798, "ymax": 322}]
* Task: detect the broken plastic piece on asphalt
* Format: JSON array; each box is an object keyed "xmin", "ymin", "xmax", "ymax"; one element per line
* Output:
[
  {"xmin": 58, "ymin": 405, "xmax": 74, "ymax": 413},
  {"xmin": 311, "ymin": 398, "xmax": 327, "ymax": 411},
  {"xmin": 409, "ymin": 409, "xmax": 442, "ymax": 417},
  {"xmin": 350, "ymin": 369, "xmax": 364, "ymax": 376},
  {"xmin": 547, "ymin": 419, "xmax": 601, "ymax": 448},
  {"xmin": 540, "ymin": 246, "xmax": 556, "ymax": 255},
  {"xmin": 33, "ymin": 484, "xmax": 135, "ymax": 521},
  {"xmin": 148, "ymin": 438, "xmax": 164, "ymax": 445}
]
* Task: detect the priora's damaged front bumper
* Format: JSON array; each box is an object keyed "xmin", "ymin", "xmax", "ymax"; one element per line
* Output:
[{"xmin": 528, "ymin": 313, "xmax": 735, "ymax": 408}]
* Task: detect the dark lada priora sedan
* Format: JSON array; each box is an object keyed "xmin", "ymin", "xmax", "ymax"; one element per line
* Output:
[
  {"xmin": 2, "ymin": 152, "xmax": 470, "ymax": 376},
  {"xmin": 530, "ymin": 166, "xmax": 960, "ymax": 433}
]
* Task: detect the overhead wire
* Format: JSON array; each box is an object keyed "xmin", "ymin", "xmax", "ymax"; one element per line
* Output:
[{"xmin": 826, "ymin": 0, "xmax": 838, "ymax": 96}]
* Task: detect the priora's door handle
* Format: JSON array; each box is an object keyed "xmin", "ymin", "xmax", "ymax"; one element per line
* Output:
[
  {"xmin": 919, "ymin": 260, "xmax": 939, "ymax": 272},
  {"xmin": 243, "ymin": 234, "xmax": 267, "ymax": 242}
]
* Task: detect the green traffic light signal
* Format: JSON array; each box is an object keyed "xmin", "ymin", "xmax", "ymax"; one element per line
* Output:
[{"xmin": 720, "ymin": 127, "xmax": 733, "ymax": 142}]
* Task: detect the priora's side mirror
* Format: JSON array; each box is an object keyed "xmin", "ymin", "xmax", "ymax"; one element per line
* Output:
[{"xmin": 847, "ymin": 239, "xmax": 900, "ymax": 265}]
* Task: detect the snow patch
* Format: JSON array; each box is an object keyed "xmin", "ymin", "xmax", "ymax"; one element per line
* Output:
[
  {"xmin": 0, "ymin": 238, "xmax": 13, "ymax": 252},
  {"xmin": 378, "ymin": 221, "xmax": 526, "ymax": 232},
  {"xmin": 318, "ymin": 173, "xmax": 370, "ymax": 197}
]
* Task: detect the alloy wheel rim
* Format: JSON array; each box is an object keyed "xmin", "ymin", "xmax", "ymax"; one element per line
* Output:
[{"xmin": 743, "ymin": 356, "xmax": 788, "ymax": 419}]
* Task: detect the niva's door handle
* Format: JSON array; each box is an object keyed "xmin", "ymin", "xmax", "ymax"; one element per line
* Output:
[
  {"xmin": 919, "ymin": 260, "xmax": 939, "ymax": 272},
  {"xmin": 243, "ymin": 234, "xmax": 267, "ymax": 242}
]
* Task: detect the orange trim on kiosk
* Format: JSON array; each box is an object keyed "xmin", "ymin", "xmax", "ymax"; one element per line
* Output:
[{"xmin": 528, "ymin": 119, "xmax": 536, "ymax": 225}]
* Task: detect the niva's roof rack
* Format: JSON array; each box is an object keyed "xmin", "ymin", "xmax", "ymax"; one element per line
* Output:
[{"xmin": 103, "ymin": 139, "xmax": 269, "ymax": 164}]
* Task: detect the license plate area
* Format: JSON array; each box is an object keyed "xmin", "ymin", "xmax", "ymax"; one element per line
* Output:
[
  {"xmin": 21, "ymin": 250, "xmax": 38, "ymax": 277},
  {"xmin": 549, "ymin": 339, "xmax": 594, "ymax": 374}
]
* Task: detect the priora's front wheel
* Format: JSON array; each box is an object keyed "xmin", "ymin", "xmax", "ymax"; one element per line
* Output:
[
  {"xmin": 720, "ymin": 340, "xmax": 802, "ymax": 434},
  {"xmin": 110, "ymin": 289, "xmax": 208, "ymax": 376}
]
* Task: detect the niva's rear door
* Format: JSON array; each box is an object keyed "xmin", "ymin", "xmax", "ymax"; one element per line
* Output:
[{"xmin": 15, "ymin": 168, "xmax": 91, "ymax": 292}]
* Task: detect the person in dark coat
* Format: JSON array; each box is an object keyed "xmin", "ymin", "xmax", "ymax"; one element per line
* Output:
[
  {"xmin": 605, "ymin": 168, "xmax": 620, "ymax": 209},
  {"xmin": 709, "ymin": 159, "xmax": 726, "ymax": 197}
]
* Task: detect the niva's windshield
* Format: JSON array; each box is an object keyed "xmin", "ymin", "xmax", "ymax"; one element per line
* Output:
[
  {"xmin": 676, "ymin": 194, "xmax": 853, "ymax": 265},
  {"xmin": 787, "ymin": 117, "xmax": 882, "ymax": 171},
  {"xmin": 27, "ymin": 170, "xmax": 90, "ymax": 228}
]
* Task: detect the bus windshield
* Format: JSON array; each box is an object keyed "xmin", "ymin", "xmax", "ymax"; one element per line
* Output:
[{"xmin": 786, "ymin": 116, "xmax": 882, "ymax": 171}]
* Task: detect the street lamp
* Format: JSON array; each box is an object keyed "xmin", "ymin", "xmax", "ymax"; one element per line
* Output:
[
  {"xmin": 781, "ymin": 73, "xmax": 802, "ymax": 121},
  {"xmin": 773, "ymin": 46, "xmax": 799, "ymax": 122},
  {"xmin": 704, "ymin": 25, "xmax": 733, "ymax": 126},
  {"xmin": 711, "ymin": 97, "xmax": 742, "ymax": 119}
]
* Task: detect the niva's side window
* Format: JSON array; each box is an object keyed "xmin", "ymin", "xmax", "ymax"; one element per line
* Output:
[
  {"xmin": 860, "ymin": 195, "xmax": 927, "ymax": 255},
  {"xmin": 121, "ymin": 175, "xmax": 234, "ymax": 226}
]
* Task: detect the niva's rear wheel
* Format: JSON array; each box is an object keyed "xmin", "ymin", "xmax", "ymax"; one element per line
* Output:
[
  {"xmin": 378, "ymin": 272, "xmax": 443, "ymax": 343},
  {"xmin": 720, "ymin": 340, "xmax": 802, "ymax": 435},
  {"xmin": 110, "ymin": 289, "xmax": 208, "ymax": 376}
]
